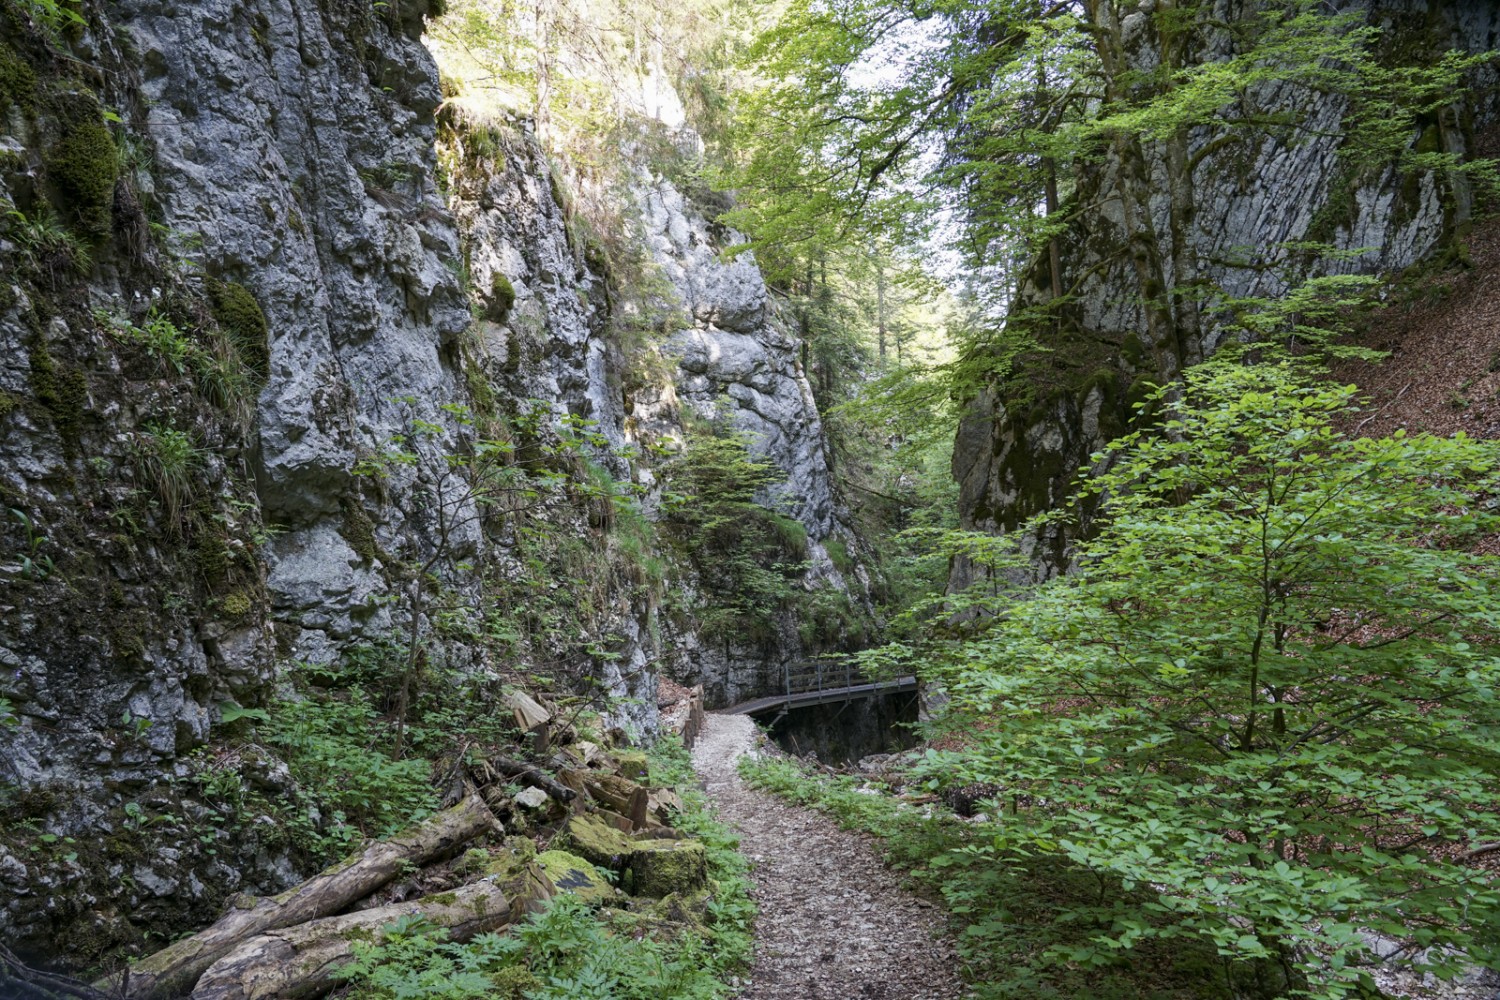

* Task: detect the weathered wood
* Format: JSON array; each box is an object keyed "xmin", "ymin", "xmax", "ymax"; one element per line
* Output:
[
  {"xmin": 582, "ymin": 772, "xmax": 649, "ymax": 831},
  {"xmin": 191, "ymin": 880, "xmax": 511, "ymax": 1000},
  {"xmin": 100, "ymin": 793, "xmax": 499, "ymax": 999},
  {"xmin": 503, "ymin": 690, "xmax": 551, "ymax": 733},
  {"xmin": 489, "ymin": 755, "xmax": 577, "ymax": 803}
]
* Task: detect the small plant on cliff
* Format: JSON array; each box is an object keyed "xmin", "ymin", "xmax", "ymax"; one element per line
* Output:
[
  {"xmin": 6, "ymin": 206, "xmax": 91, "ymax": 285},
  {"xmin": 910, "ymin": 358, "xmax": 1500, "ymax": 998},
  {"xmin": 132, "ymin": 423, "xmax": 202, "ymax": 531}
]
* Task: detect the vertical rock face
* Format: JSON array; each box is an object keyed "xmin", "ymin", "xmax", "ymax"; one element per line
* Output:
[
  {"xmin": 119, "ymin": 0, "xmax": 474, "ymax": 661},
  {"xmin": 0, "ymin": 0, "xmax": 862, "ymax": 960},
  {"xmin": 0, "ymin": 0, "xmax": 478, "ymax": 961},
  {"xmin": 641, "ymin": 179, "xmax": 841, "ymax": 543},
  {"xmin": 951, "ymin": 0, "xmax": 1500, "ymax": 585}
]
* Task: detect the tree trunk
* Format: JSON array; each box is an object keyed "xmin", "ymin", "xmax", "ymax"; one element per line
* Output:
[
  {"xmin": 190, "ymin": 880, "xmax": 513, "ymax": 1000},
  {"xmin": 101, "ymin": 794, "xmax": 499, "ymax": 999}
]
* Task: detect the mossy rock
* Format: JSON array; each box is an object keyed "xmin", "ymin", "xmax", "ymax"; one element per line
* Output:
[
  {"xmin": 628, "ymin": 838, "xmax": 706, "ymax": 899},
  {"xmin": 208, "ymin": 279, "xmax": 270, "ymax": 381},
  {"xmin": 0, "ymin": 39, "xmax": 36, "ymax": 120},
  {"xmin": 535, "ymin": 850, "xmax": 617, "ymax": 906},
  {"xmin": 613, "ymin": 750, "xmax": 649, "ymax": 783},
  {"xmin": 562, "ymin": 812, "xmax": 634, "ymax": 868},
  {"xmin": 485, "ymin": 272, "xmax": 516, "ymax": 322},
  {"xmin": 647, "ymin": 888, "xmax": 711, "ymax": 929},
  {"xmin": 45, "ymin": 94, "xmax": 116, "ymax": 239}
]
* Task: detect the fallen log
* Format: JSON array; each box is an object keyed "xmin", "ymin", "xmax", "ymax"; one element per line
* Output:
[
  {"xmin": 100, "ymin": 793, "xmax": 499, "ymax": 999},
  {"xmin": 191, "ymin": 879, "xmax": 512, "ymax": 1000},
  {"xmin": 487, "ymin": 755, "xmax": 577, "ymax": 803}
]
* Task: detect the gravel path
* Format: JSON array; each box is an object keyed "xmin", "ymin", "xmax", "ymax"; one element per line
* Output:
[{"xmin": 692, "ymin": 713, "xmax": 966, "ymax": 1000}]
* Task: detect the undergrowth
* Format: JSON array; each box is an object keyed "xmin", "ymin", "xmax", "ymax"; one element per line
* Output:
[
  {"xmin": 326, "ymin": 735, "xmax": 753, "ymax": 999},
  {"xmin": 741, "ymin": 755, "xmax": 1244, "ymax": 1000}
]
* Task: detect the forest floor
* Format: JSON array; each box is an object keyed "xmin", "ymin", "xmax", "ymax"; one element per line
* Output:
[{"xmin": 691, "ymin": 714, "xmax": 966, "ymax": 1000}]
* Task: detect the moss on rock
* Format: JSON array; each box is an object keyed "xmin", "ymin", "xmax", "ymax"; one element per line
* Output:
[
  {"xmin": 45, "ymin": 94, "xmax": 117, "ymax": 239},
  {"xmin": 613, "ymin": 750, "xmax": 649, "ymax": 783},
  {"xmin": 562, "ymin": 812, "xmax": 634, "ymax": 868},
  {"xmin": 0, "ymin": 39, "xmax": 36, "ymax": 120},
  {"xmin": 485, "ymin": 272, "xmax": 516, "ymax": 322},
  {"xmin": 208, "ymin": 279, "xmax": 270, "ymax": 381},
  {"xmin": 628, "ymin": 838, "xmax": 706, "ymax": 899}
]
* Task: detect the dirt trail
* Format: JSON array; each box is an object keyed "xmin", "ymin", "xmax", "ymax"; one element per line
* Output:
[{"xmin": 691, "ymin": 713, "xmax": 966, "ymax": 1000}]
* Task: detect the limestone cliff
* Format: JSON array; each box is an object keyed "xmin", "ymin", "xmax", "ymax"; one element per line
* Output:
[
  {"xmin": 950, "ymin": 1, "xmax": 1500, "ymax": 584},
  {"xmin": 0, "ymin": 0, "xmax": 862, "ymax": 967}
]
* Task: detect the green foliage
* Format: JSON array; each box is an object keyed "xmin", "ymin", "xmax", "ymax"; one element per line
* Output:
[
  {"xmin": 9, "ymin": 506, "xmax": 54, "ymax": 580},
  {"xmin": 658, "ymin": 432, "xmax": 806, "ymax": 644},
  {"xmin": 45, "ymin": 95, "xmax": 117, "ymax": 238},
  {"xmin": 743, "ymin": 755, "xmax": 1237, "ymax": 999},
  {"xmin": 487, "ymin": 271, "xmax": 516, "ymax": 322},
  {"xmin": 6, "ymin": 206, "xmax": 92, "ymax": 281},
  {"xmin": 260, "ymin": 669, "xmax": 437, "ymax": 854},
  {"xmin": 132, "ymin": 423, "xmax": 201, "ymax": 529},
  {"xmin": 907, "ymin": 359, "xmax": 1500, "ymax": 997},
  {"xmin": 330, "ymin": 737, "xmax": 750, "ymax": 1000},
  {"xmin": 337, "ymin": 895, "xmax": 726, "ymax": 1000},
  {"xmin": 6, "ymin": 0, "xmax": 86, "ymax": 39},
  {"xmin": 0, "ymin": 38, "xmax": 36, "ymax": 118},
  {"xmin": 207, "ymin": 279, "xmax": 270, "ymax": 382},
  {"xmin": 99, "ymin": 307, "xmax": 258, "ymax": 420}
]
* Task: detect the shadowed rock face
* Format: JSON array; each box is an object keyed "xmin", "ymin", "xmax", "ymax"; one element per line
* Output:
[{"xmin": 950, "ymin": 1, "xmax": 1500, "ymax": 586}]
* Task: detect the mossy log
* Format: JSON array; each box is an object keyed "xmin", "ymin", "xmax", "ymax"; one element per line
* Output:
[
  {"xmin": 190, "ymin": 880, "xmax": 512, "ymax": 1000},
  {"xmin": 581, "ymin": 771, "xmax": 649, "ymax": 830},
  {"xmin": 488, "ymin": 755, "xmax": 577, "ymax": 803},
  {"xmin": 100, "ymin": 793, "xmax": 500, "ymax": 998}
]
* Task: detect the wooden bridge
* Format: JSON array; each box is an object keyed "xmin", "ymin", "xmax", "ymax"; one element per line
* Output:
[{"xmin": 721, "ymin": 659, "xmax": 919, "ymax": 717}]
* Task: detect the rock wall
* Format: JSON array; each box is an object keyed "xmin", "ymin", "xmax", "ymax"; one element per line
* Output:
[
  {"xmin": 0, "ymin": 0, "xmax": 863, "ymax": 963},
  {"xmin": 951, "ymin": 0, "xmax": 1500, "ymax": 584}
]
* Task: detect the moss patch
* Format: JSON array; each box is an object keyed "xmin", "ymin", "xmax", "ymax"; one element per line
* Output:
[
  {"xmin": 26, "ymin": 339, "xmax": 86, "ymax": 446},
  {"xmin": 485, "ymin": 272, "xmax": 516, "ymax": 322},
  {"xmin": 613, "ymin": 750, "xmax": 649, "ymax": 783},
  {"xmin": 535, "ymin": 850, "xmax": 617, "ymax": 906},
  {"xmin": 562, "ymin": 812, "xmax": 634, "ymax": 868},
  {"xmin": 627, "ymin": 838, "xmax": 706, "ymax": 898},
  {"xmin": 208, "ymin": 279, "xmax": 270, "ymax": 381},
  {"xmin": 339, "ymin": 496, "xmax": 381, "ymax": 565},
  {"xmin": 45, "ymin": 94, "xmax": 117, "ymax": 239},
  {"xmin": 0, "ymin": 39, "xmax": 36, "ymax": 119}
]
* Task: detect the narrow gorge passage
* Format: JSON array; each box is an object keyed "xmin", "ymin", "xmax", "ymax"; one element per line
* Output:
[{"xmin": 692, "ymin": 714, "xmax": 966, "ymax": 1000}]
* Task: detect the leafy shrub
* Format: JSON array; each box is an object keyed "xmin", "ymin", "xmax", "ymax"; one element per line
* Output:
[
  {"xmin": 262, "ymin": 679, "xmax": 436, "ymax": 853},
  {"xmin": 743, "ymin": 755, "xmax": 1240, "ymax": 1000},
  {"xmin": 909, "ymin": 359, "xmax": 1500, "ymax": 997},
  {"xmin": 659, "ymin": 433, "xmax": 806, "ymax": 643}
]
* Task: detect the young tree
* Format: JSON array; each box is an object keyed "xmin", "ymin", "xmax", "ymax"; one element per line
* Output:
[{"xmin": 911, "ymin": 359, "xmax": 1500, "ymax": 996}]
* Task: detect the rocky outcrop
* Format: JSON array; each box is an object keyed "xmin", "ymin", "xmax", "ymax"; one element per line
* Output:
[
  {"xmin": 641, "ymin": 179, "xmax": 841, "ymax": 543},
  {"xmin": 0, "ymin": 0, "xmax": 865, "ymax": 966},
  {"xmin": 951, "ymin": 1, "xmax": 1500, "ymax": 584}
]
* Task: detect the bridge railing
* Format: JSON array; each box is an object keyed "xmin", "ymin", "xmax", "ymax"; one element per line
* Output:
[{"xmin": 783, "ymin": 658, "xmax": 871, "ymax": 697}]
